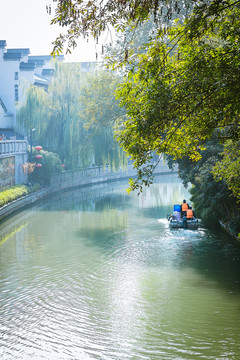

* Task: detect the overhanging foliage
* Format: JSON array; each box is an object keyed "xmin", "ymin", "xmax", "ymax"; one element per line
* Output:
[{"xmin": 114, "ymin": 2, "xmax": 240, "ymax": 194}]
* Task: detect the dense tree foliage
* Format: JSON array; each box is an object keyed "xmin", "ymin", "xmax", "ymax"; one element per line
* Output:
[
  {"xmin": 114, "ymin": 3, "xmax": 240, "ymax": 195},
  {"xmin": 50, "ymin": 0, "xmax": 190, "ymax": 55},
  {"xmin": 49, "ymin": 0, "xmax": 238, "ymax": 56},
  {"xmin": 213, "ymin": 140, "xmax": 240, "ymax": 202}
]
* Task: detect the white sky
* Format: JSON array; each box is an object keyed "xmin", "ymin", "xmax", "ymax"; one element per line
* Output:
[{"xmin": 0, "ymin": 0, "xmax": 102, "ymax": 62}]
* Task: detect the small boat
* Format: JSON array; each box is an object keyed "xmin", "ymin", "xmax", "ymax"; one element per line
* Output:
[
  {"xmin": 168, "ymin": 216, "xmax": 199, "ymax": 229},
  {"xmin": 167, "ymin": 204, "xmax": 200, "ymax": 229}
]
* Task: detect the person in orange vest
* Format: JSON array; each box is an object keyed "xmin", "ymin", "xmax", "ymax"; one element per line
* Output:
[
  {"xmin": 187, "ymin": 206, "xmax": 195, "ymax": 220},
  {"xmin": 181, "ymin": 199, "xmax": 189, "ymax": 217}
]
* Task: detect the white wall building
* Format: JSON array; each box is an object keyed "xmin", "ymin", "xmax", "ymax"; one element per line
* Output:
[
  {"xmin": 0, "ymin": 40, "xmax": 64, "ymax": 132},
  {"xmin": 0, "ymin": 40, "xmax": 64, "ymax": 187}
]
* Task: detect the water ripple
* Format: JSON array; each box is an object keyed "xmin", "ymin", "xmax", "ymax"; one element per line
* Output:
[{"xmin": 1, "ymin": 179, "xmax": 240, "ymax": 359}]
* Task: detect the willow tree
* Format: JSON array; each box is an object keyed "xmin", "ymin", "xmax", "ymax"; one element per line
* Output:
[
  {"xmin": 17, "ymin": 62, "xmax": 93, "ymax": 168},
  {"xmin": 79, "ymin": 69, "xmax": 127, "ymax": 169},
  {"xmin": 16, "ymin": 85, "xmax": 50, "ymax": 143},
  {"xmin": 17, "ymin": 62, "xmax": 126, "ymax": 170},
  {"xmin": 44, "ymin": 61, "xmax": 93, "ymax": 168}
]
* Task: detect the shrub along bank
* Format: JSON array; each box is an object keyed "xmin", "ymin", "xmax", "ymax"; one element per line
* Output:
[{"xmin": 0, "ymin": 184, "xmax": 40, "ymax": 208}]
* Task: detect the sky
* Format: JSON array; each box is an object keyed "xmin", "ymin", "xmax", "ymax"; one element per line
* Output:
[{"xmin": 0, "ymin": 0, "xmax": 101, "ymax": 62}]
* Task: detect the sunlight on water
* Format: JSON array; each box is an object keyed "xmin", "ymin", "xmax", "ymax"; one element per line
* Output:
[{"xmin": 0, "ymin": 175, "xmax": 240, "ymax": 359}]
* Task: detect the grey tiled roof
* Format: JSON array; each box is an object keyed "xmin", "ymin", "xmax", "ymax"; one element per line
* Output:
[
  {"xmin": 20, "ymin": 62, "xmax": 36, "ymax": 71},
  {"xmin": 0, "ymin": 40, "xmax": 7, "ymax": 48},
  {"xmin": 3, "ymin": 52, "xmax": 22, "ymax": 60},
  {"xmin": 7, "ymin": 48, "xmax": 30, "ymax": 55},
  {"xmin": 29, "ymin": 55, "xmax": 51, "ymax": 62},
  {"xmin": 28, "ymin": 58, "xmax": 45, "ymax": 66},
  {"xmin": 29, "ymin": 55, "xmax": 64, "ymax": 62},
  {"xmin": 42, "ymin": 68, "xmax": 54, "ymax": 76}
]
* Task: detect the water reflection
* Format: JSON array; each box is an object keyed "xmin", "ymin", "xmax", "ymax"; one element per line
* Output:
[{"xmin": 0, "ymin": 174, "xmax": 240, "ymax": 359}]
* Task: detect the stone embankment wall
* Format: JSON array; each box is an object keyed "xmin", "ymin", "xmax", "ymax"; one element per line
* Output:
[
  {"xmin": 50, "ymin": 162, "xmax": 174, "ymax": 191},
  {"xmin": 0, "ymin": 162, "xmax": 176, "ymax": 223},
  {"xmin": 0, "ymin": 140, "xmax": 29, "ymax": 187}
]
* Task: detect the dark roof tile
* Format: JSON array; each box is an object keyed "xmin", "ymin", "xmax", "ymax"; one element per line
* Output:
[
  {"xmin": 20, "ymin": 62, "xmax": 36, "ymax": 71},
  {"xmin": 42, "ymin": 68, "xmax": 54, "ymax": 76},
  {"xmin": 28, "ymin": 58, "xmax": 45, "ymax": 66},
  {"xmin": 0, "ymin": 40, "xmax": 7, "ymax": 48},
  {"xmin": 7, "ymin": 48, "xmax": 30, "ymax": 55},
  {"xmin": 29, "ymin": 55, "xmax": 64, "ymax": 62},
  {"xmin": 3, "ymin": 52, "xmax": 22, "ymax": 60}
]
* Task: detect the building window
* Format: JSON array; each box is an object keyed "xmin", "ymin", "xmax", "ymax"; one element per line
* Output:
[
  {"xmin": 14, "ymin": 72, "xmax": 18, "ymax": 81},
  {"xmin": 15, "ymin": 85, "xmax": 19, "ymax": 101}
]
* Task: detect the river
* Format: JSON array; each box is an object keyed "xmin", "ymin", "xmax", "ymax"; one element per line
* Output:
[{"xmin": 0, "ymin": 174, "xmax": 240, "ymax": 359}]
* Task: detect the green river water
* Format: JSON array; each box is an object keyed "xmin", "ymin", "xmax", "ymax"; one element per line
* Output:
[{"xmin": 0, "ymin": 174, "xmax": 240, "ymax": 359}]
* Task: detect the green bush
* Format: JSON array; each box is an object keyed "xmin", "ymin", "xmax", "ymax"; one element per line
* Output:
[
  {"xmin": 31, "ymin": 149, "xmax": 62, "ymax": 185},
  {"xmin": 0, "ymin": 184, "xmax": 40, "ymax": 208}
]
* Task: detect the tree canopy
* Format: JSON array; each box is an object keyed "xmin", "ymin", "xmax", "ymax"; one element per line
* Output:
[
  {"xmin": 116, "ymin": 9, "xmax": 240, "ymax": 155},
  {"xmin": 50, "ymin": 0, "xmax": 237, "ymax": 55},
  {"xmin": 50, "ymin": 0, "xmax": 182, "ymax": 54},
  {"xmin": 114, "ymin": 1, "xmax": 240, "ymax": 196}
]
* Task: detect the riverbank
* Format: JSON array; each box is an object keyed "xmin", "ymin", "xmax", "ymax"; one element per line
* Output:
[{"xmin": 0, "ymin": 163, "xmax": 175, "ymax": 223}]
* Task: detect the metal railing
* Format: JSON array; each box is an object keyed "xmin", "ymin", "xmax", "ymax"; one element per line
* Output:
[{"xmin": 0, "ymin": 140, "xmax": 28, "ymax": 158}]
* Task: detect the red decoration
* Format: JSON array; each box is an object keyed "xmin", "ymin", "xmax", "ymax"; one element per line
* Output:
[
  {"xmin": 36, "ymin": 154, "xmax": 42, "ymax": 159},
  {"xmin": 35, "ymin": 146, "xmax": 42, "ymax": 151},
  {"xmin": 35, "ymin": 163, "xmax": 42, "ymax": 168}
]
